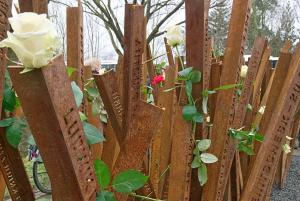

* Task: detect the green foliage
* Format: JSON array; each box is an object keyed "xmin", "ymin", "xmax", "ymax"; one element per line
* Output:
[
  {"xmin": 192, "ymin": 139, "xmax": 218, "ymax": 186},
  {"xmin": 94, "ymin": 160, "xmax": 110, "ymax": 190},
  {"xmin": 228, "ymin": 128, "xmax": 264, "ymax": 155},
  {"xmin": 66, "ymin": 66, "xmax": 77, "ymax": 77},
  {"xmin": 112, "ymin": 170, "xmax": 149, "ymax": 193},
  {"xmin": 83, "ymin": 122, "xmax": 105, "ymax": 145},
  {"xmin": 94, "ymin": 160, "xmax": 150, "ymax": 201},
  {"xmin": 71, "ymin": 81, "xmax": 83, "ymax": 107},
  {"xmin": 0, "ymin": 117, "xmax": 27, "ymax": 148}
]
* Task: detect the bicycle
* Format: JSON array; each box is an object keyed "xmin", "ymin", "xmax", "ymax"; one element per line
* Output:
[{"xmin": 28, "ymin": 145, "xmax": 52, "ymax": 194}]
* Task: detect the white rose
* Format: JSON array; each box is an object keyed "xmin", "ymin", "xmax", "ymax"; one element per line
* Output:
[
  {"xmin": 166, "ymin": 26, "xmax": 184, "ymax": 47},
  {"xmin": 240, "ymin": 65, "xmax": 248, "ymax": 78},
  {"xmin": 0, "ymin": 12, "xmax": 60, "ymax": 72},
  {"xmin": 258, "ymin": 106, "xmax": 266, "ymax": 115}
]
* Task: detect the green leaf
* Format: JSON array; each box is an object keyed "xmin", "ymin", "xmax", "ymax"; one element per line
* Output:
[
  {"xmin": 198, "ymin": 164, "xmax": 208, "ymax": 186},
  {"xmin": 189, "ymin": 70, "xmax": 202, "ymax": 83},
  {"xmin": 178, "ymin": 67, "xmax": 193, "ymax": 77},
  {"xmin": 202, "ymin": 96, "xmax": 208, "ymax": 114},
  {"xmin": 6, "ymin": 119, "xmax": 25, "ymax": 148},
  {"xmin": 255, "ymin": 133, "xmax": 264, "ymax": 142},
  {"xmin": 0, "ymin": 118, "xmax": 14, "ymax": 127},
  {"xmin": 214, "ymin": 84, "xmax": 242, "ymax": 91},
  {"xmin": 247, "ymin": 104, "xmax": 253, "ymax": 111},
  {"xmin": 94, "ymin": 160, "xmax": 111, "ymax": 190},
  {"xmin": 200, "ymin": 153, "xmax": 218, "ymax": 164},
  {"xmin": 96, "ymin": 191, "xmax": 116, "ymax": 201},
  {"xmin": 185, "ymin": 80, "xmax": 193, "ymax": 98},
  {"xmin": 197, "ymin": 139, "xmax": 211, "ymax": 151},
  {"xmin": 79, "ymin": 112, "xmax": 88, "ymax": 122},
  {"xmin": 112, "ymin": 170, "xmax": 148, "ymax": 193},
  {"xmin": 238, "ymin": 143, "xmax": 254, "ymax": 155},
  {"xmin": 3, "ymin": 86, "xmax": 16, "ymax": 112},
  {"xmin": 193, "ymin": 113, "xmax": 203, "ymax": 123},
  {"xmin": 71, "ymin": 81, "xmax": 83, "ymax": 107},
  {"xmin": 83, "ymin": 122, "xmax": 105, "ymax": 145},
  {"xmin": 86, "ymin": 87, "xmax": 99, "ymax": 98},
  {"xmin": 66, "ymin": 67, "xmax": 77, "ymax": 77},
  {"xmin": 191, "ymin": 157, "xmax": 201, "ymax": 168},
  {"xmin": 182, "ymin": 105, "xmax": 197, "ymax": 121}
]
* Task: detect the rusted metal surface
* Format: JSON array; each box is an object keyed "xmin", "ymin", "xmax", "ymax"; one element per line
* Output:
[
  {"xmin": 113, "ymin": 101, "xmax": 162, "ymax": 200},
  {"xmin": 0, "ymin": 127, "xmax": 34, "ymax": 201},
  {"xmin": 94, "ymin": 71, "xmax": 124, "ymax": 143},
  {"xmin": 240, "ymin": 44, "xmax": 300, "ymax": 201},
  {"xmin": 18, "ymin": 0, "xmax": 33, "ymax": 12},
  {"xmin": 0, "ymin": 172, "xmax": 5, "ymax": 201},
  {"xmin": 32, "ymin": 0, "xmax": 48, "ymax": 14},
  {"xmin": 123, "ymin": 4, "xmax": 145, "ymax": 136},
  {"xmin": 167, "ymin": 106, "xmax": 193, "ymax": 201},
  {"xmin": 67, "ymin": 5, "xmax": 84, "ymax": 92},
  {"xmin": 209, "ymin": 62, "xmax": 222, "ymax": 124},
  {"xmin": 0, "ymin": 0, "xmax": 9, "ymax": 118},
  {"xmin": 150, "ymin": 64, "xmax": 177, "ymax": 198},
  {"xmin": 0, "ymin": 2, "xmax": 34, "ymax": 200},
  {"xmin": 112, "ymin": 101, "xmax": 162, "ymax": 173},
  {"xmin": 201, "ymin": 1, "xmax": 251, "ymax": 201},
  {"xmin": 233, "ymin": 37, "xmax": 267, "ymax": 129},
  {"xmin": 101, "ymin": 123, "xmax": 120, "ymax": 170},
  {"xmin": 8, "ymin": 55, "xmax": 97, "ymax": 201}
]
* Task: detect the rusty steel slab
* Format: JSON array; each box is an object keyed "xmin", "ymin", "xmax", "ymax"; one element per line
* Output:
[
  {"xmin": 113, "ymin": 101, "xmax": 162, "ymax": 200},
  {"xmin": 67, "ymin": 5, "xmax": 84, "ymax": 92},
  {"xmin": 167, "ymin": 105, "xmax": 193, "ymax": 201},
  {"xmin": 18, "ymin": 0, "xmax": 33, "ymax": 12},
  {"xmin": 0, "ymin": 0, "xmax": 9, "ymax": 118},
  {"xmin": 149, "ymin": 64, "xmax": 177, "ymax": 198},
  {"xmin": 240, "ymin": 44, "xmax": 300, "ymax": 201},
  {"xmin": 94, "ymin": 71, "xmax": 124, "ymax": 143},
  {"xmin": 233, "ymin": 37, "xmax": 267, "ymax": 129},
  {"xmin": 209, "ymin": 62, "xmax": 222, "ymax": 124},
  {"xmin": 0, "ymin": 127, "xmax": 34, "ymax": 201},
  {"xmin": 201, "ymin": 1, "xmax": 251, "ymax": 201},
  {"xmin": 32, "ymin": 0, "xmax": 48, "ymax": 14},
  {"xmin": 8, "ymin": 55, "xmax": 97, "ymax": 201},
  {"xmin": 101, "ymin": 123, "xmax": 120, "ymax": 170},
  {"xmin": 123, "ymin": 4, "xmax": 145, "ymax": 136}
]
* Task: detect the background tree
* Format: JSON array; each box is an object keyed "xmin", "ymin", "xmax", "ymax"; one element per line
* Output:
[{"xmin": 209, "ymin": 0, "xmax": 230, "ymax": 56}]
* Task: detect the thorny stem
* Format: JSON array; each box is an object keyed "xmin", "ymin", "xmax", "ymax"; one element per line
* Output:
[{"xmin": 143, "ymin": 52, "xmax": 168, "ymax": 64}]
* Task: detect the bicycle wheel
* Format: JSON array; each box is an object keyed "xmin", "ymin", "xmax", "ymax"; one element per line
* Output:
[{"xmin": 33, "ymin": 161, "xmax": 52, "ymax": 194}]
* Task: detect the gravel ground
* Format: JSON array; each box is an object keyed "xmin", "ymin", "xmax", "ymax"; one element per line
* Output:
[{"xmin": 271, "ymin": 156, "xmax": 300, "ymax": 201}]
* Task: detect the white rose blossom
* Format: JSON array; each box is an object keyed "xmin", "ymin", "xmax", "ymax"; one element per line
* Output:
[
  {"xmin": 0, "ymin": 12, "xmax": 60, "ymax": 73},
  {"xmin": 258, "ymin": 106, "xmax": 266, "ymax": 115},
  {"xmin": 166, "ymin": 26, "xmax": 184, "ymax": 47},
  {"xmin": 240, "ymin": 65, "xmax": 248, "ymax": 78}
]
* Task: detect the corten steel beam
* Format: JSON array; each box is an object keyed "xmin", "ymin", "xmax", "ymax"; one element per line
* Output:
[
  {"xmin": 0, "ymin": 0, "xmax": 9, "ymax": 118},
  {"xmin": 185, "ymin": 1, "xmax": 211, "ymax": 199},
  {"xmin": 18, "ymin": 0, "xmax": 33, "ymax": 12},
  {"xmin": 122, "ymin": 4, "xmax": 145, "ymax": 139},
  {"xmin": 94, "ymin": 71, "xmax": 123, "ymax": 143},
  {"xmin": 67, "ymin": 5, "xmax": 84, "ymax": 92},
  {"xmin": 201, "ymin": 1, "xmax": 251, "ymax": 201},
  {"xmin": 229, "ymin": 37, "xmax": 267, "ymax": 201},
  {"xmin": 0, "ymin": 127, "xmax": 34, "ymax": 201},
  {"xmin": 0, "ymin": 1, "xmax": 35, "ymax": 200},
  {"xmin": 150, "ymin": 63, "xmax": 177, "ymax": 197},
  {"xmin": 247, "ymin": 43, "xmax": 294, "ymax": 201},
  {"xmin": 8, "ymin": 55, "xmax": 97, "ymax": 201},
  {"xmin": 240, "ymin": 44, "xmax": 300, "ymax": 201},
  {"xmin": 167, "ymin": 106, "xmax": 193, "ymax": 201},
  {"xmin": 244, "ymin": 44, "xmax": 293, "ymax": 184},
  {"xmin": 32, "ymin": 0, "xmax": 48, "ymax": 14}
]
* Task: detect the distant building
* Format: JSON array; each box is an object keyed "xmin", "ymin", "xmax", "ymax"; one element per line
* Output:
[{"xmin": 101, "ymin": 60, "xmax": 118, "ymax": 69}]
